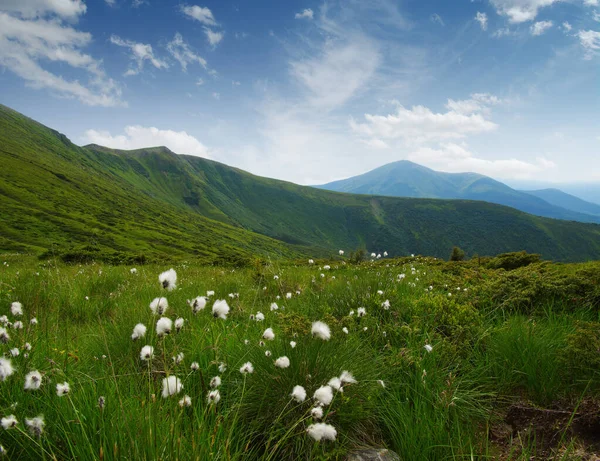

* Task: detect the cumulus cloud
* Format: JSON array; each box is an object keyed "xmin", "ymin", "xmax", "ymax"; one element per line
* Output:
[
  {"xmin": 490, "ymin": 0, "xmax": 559, "ymax": 23},
  {"xmin": 82, "ymin": 126, "xmax": 209, "ymax": 157},
  {"xmin": 180, "ymin": 4, "xmax": 217, "ymax": 26},
  {"xmin": 110, "ymin": 35, "xmax": 168, "ymax": 76},
  {"xmin": 166, "ymin": 33, "xmax": 207, "ymax": 71},
  {"xmin": 295, "ymin": 8, "xmax": 314, "ymax": 20},
  {"xmin": 204, "ymin": 28, "xmax": 224, "ymax": 46},
  {"xmin": 445, "ymin": 93, "xmax": 504, "ymax": 115},
  {"xmin": 1, "ymin": 0, "xmax": 86, "ymax": 19},
  {"xmin": 475, "ymin": 12, "xmax": 488, "ymax": 30},
  {"xmin": 430, "ymin": 13, "xmax": 444, "ymax": 26},
  {"xmin": 577, "ymin": 29, "xmax": 600, "ymax": 59},
  {"xmin": 530, "ymin": 20, "xmax": 553, "ymax": 35},
  {"xmin": 562, "ymin": 21, "xmax": 572, "ymax": 32}
]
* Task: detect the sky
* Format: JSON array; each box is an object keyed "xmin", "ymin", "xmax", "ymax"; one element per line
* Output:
[{"xmin": 1, "ymin": 0, "xmax": 599, "ymax": 186}]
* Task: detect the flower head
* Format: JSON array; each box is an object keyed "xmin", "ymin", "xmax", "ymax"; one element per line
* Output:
[
  {"xmin": 156, "ymin": 317, "xmax": 173, "ymax": 336},
  {"xmin": 207, "ymin": 290, "xmax": 215, "ymax": 297},
  {"xmin": 30, "ymin": 317, "xmax": 38, "ymax": 325},
  {"xmin": 130, "ymin": 268, "xmax": 137, "ymax": 274},
  {"xmin": 207, "ymin": 389, "xmax": 221, "ymax": 405},
  {"xmin": 210, "ymin": 376, "xmax": 221, "ymax": 388},
  {"xmin": 311, "ymin": 321, "xmax": 331, "ymax": 341},
  {"xmin": 56, "ymin": 382, "xmax": 70, "ymax": 397},
  {"xmin": 188, "ymin": 296, "xmax": 207, "ymax": 313},
  {"xmin": 310, "ymin": 406, "xmax": 323, "ymax": 419},
  {"xmin": 274, "ymin": 356, "xmax": 290, "ymax": 369},
  {"xmin": 313, "ymin": 385, "xmax": 333, "ymax": 406},
  {"xmin": 262, "ymin": 328, "xmax": 275, "ymax": 341},
  {"xmin": 342, "ymin": 327, "xmax": 349, "ymax": 334},
  {"xmin": 218, "ymin": 362, "xmax": 227, "ymax": 373},
  {"xmin": 381, "ymin": 299, "xmax": 390, "ymax": 310},
  {"xmin": 179, "ymin": 395, "xmax": 192, "ymax": 407},
  {"xmin": 306, "ymin": 423, "xmax": 337, "ymax": 441},
  {"xmin": 149, "ymin": 297, "xmax": 168, "ymax": 316},
  {"xmin": 172, "ymin": 352, "xmax": 184, "ymax": 364},
  {"xmin": 9, "ymin": 348, "xmax": 18, "ymax": 357},
  {"xmin": 24, "ymin": 371, "xmax": 42, "ymax": 390},
  {"xmin": 10, "ymin": 302, "xmax": 23, "ymax": 317},
  {"xmin": 239, "ymin": 362, "xmax": 254, "ymax": 374},
  {"xmin": 291, "ymin": 385, "xmax": 306, "ymax": 403},
  {"xmin": 25, "ymin": 415, "xmax": 45, "ymax": 437},
  {"xmin": 339, "ymin": 250, "xmax": 344, "ymax": 256},
  {"xmin": 340, "ymin": 370, "xmax": 357, "ymax": 384},
  {"xmin": 327, "ymin": 377, "xmax": 342, "ymax": 392},
  {"xmin": 357, "ymin": 307, "xmax": 366, "ymax": 317},
  {"xmin": 255, "ymin": 312, "xmax": 265, "ymax": 321},
  {"xmin": 131, "ymin": 323, "xmax": 147, "ymax": 340},
  {"xmin": 1, "ymin": 415, "xmax": 18, "ymax": 430},
  {"xmin": 140, "ymin": 345, "xmax": 154, "ymax": 361},
  {"xmin": 12, "ymin": 321, "xmax": 23, "ymax": 330},
  {"xmin": 175, "ymin": 318, "xmax": 184, "ymax": 332},
  {"xmin": 159, "ymin": 269, "xmax": 177, "ymax": 291},
  {"xmin": 162, "ymin": 376, "xmax": 183, "ymax": 398},
  {"xmin": 290, "ymin": 341, "xmax": 297, "ymax": 348},
  {"xmin": 424, "ymin": 344, "xmax": 433, "ymax": 353},
  {"xmin": 270, "ymin": 302, "xmax": 278, "ymax": 311},
  {"xmin": 190, "ymin": 362, "xmax": 199, "ymax": 371},
  {"xmin": 212, "ymin": 300, "xmax": 230, "ymax": 319},
  {"xmin": 0, "ymin": 358, "xmax": 15, "ymax": 381}
]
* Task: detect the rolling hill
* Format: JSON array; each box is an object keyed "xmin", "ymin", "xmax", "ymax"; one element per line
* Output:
[
  {"xmin": 2, "ymin": 104, "xmax": 600, "ymax": 263},
  {"xmin": 318, "ymin": 161, "xmax": 600, "ymax": 223},
  {"xmin": 523, "ymin": 189, "xmax": 600, "ymax": 217}
]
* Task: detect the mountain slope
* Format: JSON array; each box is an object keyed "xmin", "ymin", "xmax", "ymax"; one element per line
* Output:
[
  {"xmin": 318, "ymin": 161, "xmax": 600, "ymax": 223},
  {"xmin": 2, "ymin": 104, "xmax": 600, "ymax": 262},
  {"xmin": 524, "ymin": 189, "xmax": 600, "ymax": 217}
]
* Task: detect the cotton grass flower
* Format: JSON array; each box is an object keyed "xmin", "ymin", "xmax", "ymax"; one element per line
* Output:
[
  {"xmin": 24, "ymin": 343, "xmax": 31, "ymax": 351},
  {"xmin": 308, "ymin": 259, "xmax": 314, "ymax": 264},
  {"xmin": 179, "ymin": 395, "xmax": 192, "ymax": 407},
  {"xmin": 210, "ymin": 376, "xmax": 221, "ymax": 388},
  {"xmin": 175, "ymin": 318, "xmax": 184, "ymax": 332},
  {"xmin": 357, "ymin": 307, "xmax": 366, "ymax": 317},
  {"xmin": 161, "ymin": 376, "xmax": 183, "ymax": 398},
  {"xmin": 313, "ymin": 385, "xmax": 333, "ymax": 406},
  {"xmin": 25, "ymin": 415, "xmax": 44, "ymax": 437},
  {"xmin": 140, "ymin": 345, "xmax": 154, "ymax": 361},
  {"xmin": 12, "ymin": 321, "xmax": 23, "ymax": 330},
  {"xmin": 10, "ymin": 302, "xmax": 22, "ymax": 317},
  {"xmin": 262, "ymin": 328, "xmax": 275, "ymax": 340},
  {"xmin": 290, "ymin": 341, "xmax": 296, "ymax": 348},
  {"xmin": 1, "ymin": 415, "xmax": 18, "ymax": 430},
  {"xmin": 274, "ymin": 356, "xmax": 290, "ymax": 368},
  {"xmin": 0, "ymin": 358, "xmax": 15, "ymax": 381},
  {"xmin": 9, "ymin": 348, "xmax": 18, "ymax": 357},
  {"xmin": 424, "ymin": 344, "xmax": 433, "ymax": 353},
  {"xmin": 172, "ymin": 352, "xmax": 184, "ymax": 364},
  {"xmin": 377, "ymin": 380, "xmax": 386, "ymax": 388},
  {"xmin": 24, "ymin": 371, "xmax": 42, "ymax": 390},
  {"xmin": 149, "ymin": 297, "xmax": 168, "ymax": 315},
  {"xmin": 270, "ymin": 302, "xmax": 278, "ymax": 311},
  {"xmin": 255, "ymin": 312, "xmax": 265, "ymax": 321},
  {"xmin": 342, "ymin": 327, "xmax": 349, "ymax": 334},
  {"xmin": 130, "ymin": 268, "xmax": 137, "ymax": 274},
  {"xmin": 306, "ymin": 423, "xmax": 337, "ymax": 441},
  {"xmin": 340, "ymin": 370, "xmax": 357, "ymax": 384},
  {"xmin": 190, "ymin": 362, "xmax": 199, "ymax": 371},
  {"xmin": 381, "ymin": 300, "xmax": 390, "ymax": 310},
  {"xmin": 189, "ymin": 296, "xmax": 207, "ymax": 314},
  {"xmin": 159, "ymin": 268, "xmax": 177, "ymax": 291},
  {"xmin": 311, "ymin": 406, "xmax": 323, "ymax": 419},
  {"xmin": 207, "ymin": 290, "xmax": 215, "ymax": 297},
  {"xmin": 339, "ymin": 250, "xmax": 344, "ymax": 255},
  {"xmin": 239, "ymin": 362, "xmax": 254, "ymax": 374},
  {"xmin": 30, "ymin": 317, "xmax": 38, "ymax": 325},
  {"xmin": 265, "ymin": 350, "xmax": 272, "ymax": 357},
  {"xmin": 156, "ymin": 317, "xmax": 172, "ymax": 336},
  {"xmin": 291, "ymin": 385, "xmax": 306, "ymax": 402},
  {"xmin": 212, "ymin": 300, "xmax": 230, "ymax": 319},
  {"xmin": 207, "ymin": 389, "xmax": 221, "ymax": 405},
  {"xmin": 131, "ymin": 323, "xmax": 146, "ymax": 340},
  {"xmin": 311, "ymin": 321, "xmax": 331, "ymax": 341},
  {"xmin": 56, "ymin": 382, "xmax": 70, "ymax": 397},
  {"xmin": 219, "ymin": 362, "xmax": 227, "ymax": 373},
  {"xmin": 328, "ymin": 377, "xmax": 342, "ymax": 392},
  {"xmin": 0, "ymin": 316, "xmax": 7, "ymax": 326},
  {"xmin": 286, "ymin": 292, "xmax": 292, "ymax": 299},
  {"xmin": 323, "ymin": 265, "xmax": 330, "ymax": 270}
]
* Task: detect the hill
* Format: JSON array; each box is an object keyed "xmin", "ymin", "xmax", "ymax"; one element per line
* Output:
[
  {"xmin": 2, "ymin": 104, "xmax": 600, "ymax": 262},
  {"xmin": 524, "ymin": 188, "xmax": 600, "ymax": 217},
  {"xmin": 318, "ymin": 161, "xmax": 600, "ymax": 223}
]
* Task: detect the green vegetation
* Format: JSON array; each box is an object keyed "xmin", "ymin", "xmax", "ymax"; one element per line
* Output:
[
  {"xmin": 0, "ymin": 253, "xmax": 599, "ymax": 460},
  {"xmin": 3, "ymin": 104, "xmax": 600, "ymax": 263}
]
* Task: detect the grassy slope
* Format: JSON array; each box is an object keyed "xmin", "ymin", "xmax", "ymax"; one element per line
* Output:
[
  {"xmin": 2, "ymin": 103, "xmax": 600, "ymax": 262},
  {"xmin": 525, "ymin": 188, "xmax": 600, "ymax": 217}
]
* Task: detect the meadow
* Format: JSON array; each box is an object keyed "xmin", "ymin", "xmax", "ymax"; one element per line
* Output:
[{"xmin": 0, "ymin": 252, "xmax": 599, "ymax": 460}]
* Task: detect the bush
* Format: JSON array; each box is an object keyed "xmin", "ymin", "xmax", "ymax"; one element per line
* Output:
[
  {"xmin": 449, "ymin": 246, "xmax": 465, "ymax": 262},
  {"xmin": 485, "ymin": 251, "xmax": 541, "ymax": 271}
]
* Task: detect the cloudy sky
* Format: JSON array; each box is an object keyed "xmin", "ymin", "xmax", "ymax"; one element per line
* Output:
[{"xmin": 1, "ymin": 0, "xmax": 599, "ymax": 185}]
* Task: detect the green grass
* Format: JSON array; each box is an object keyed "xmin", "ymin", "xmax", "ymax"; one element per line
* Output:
[{"xmin": 0, "ymin": 254, "xmax": 599, "ymax": 460}]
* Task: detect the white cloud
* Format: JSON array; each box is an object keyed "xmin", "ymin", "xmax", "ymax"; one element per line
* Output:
[
  {"xmin": 490, "ymin": 0, "xmax": 559, "ymax": 23},
  {"xmin": 166, "ymin": 33, "xmax": 207, "ymax": 71},
  {"xmin": 530, "ymin": 20, "xmax": 553, "ymax": 35},
  {"xmin": 110, "ymin": 35, "xmax": 168, "ymax": 76},
  {"xmin": 585, "ymin": 0, "xmax": 599, "ymax": 5},
  {"xmin": 430, "ymin": 13, "xmax": 444, "ymax": 26},
  {"xmin": 196, "ymin": 78, "xmax": 204, "ymax": 85},
  {"xmin": 232, "ymin": 80, "xmax": 240, "ymax": 86},
  {"xmin": 592, "ymin": 10, "xmax": 600, "ymax": 21},
  {"xmin": 105, "ymin": 0, "xmax": 116, "ymax": 6},
  {"xmin": 0, "ymin": 11, "xmax": 123, "ymax": 106},
  {"xmin": 577, "ymin": 29, "xmax": 600, "ymax": 59},
  {"xmin": 82, "ymin": 126, "xmax": 209, "ymax": 157},
  {"xmin": 475, "ymin": 12, "xmax": 488, "ymax": 30},
  {"xmin": 1, "ymin": 0, "xmax": 86, "ymax": 19},
  {"xmin": 562, "ymin": 21, "xmax": 572, "ymax": 32},
  {"xmin": 295, "ymin": 8, "xmax": 314, "ymax": 20},
  {"xmin": 492, "ymin": 27, "xmax": 515, "ymax": 38},
  {"xmin": 204, "ymin": 28, "xmax": 224, "ymax": 46},
  {"xmin": 445, "ymin": 93, "xmax": 503, "ymax": 115},
  {"xmin": 180, "ymin": 4, "xmax": 217, "ymax": 26}
]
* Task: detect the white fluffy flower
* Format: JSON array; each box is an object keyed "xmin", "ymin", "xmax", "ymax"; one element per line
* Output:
[
  {"xmin": 10, "ymin": 302, "xmax": 23, "ymax": 317},
  {"xmin": 339, "ymin": 250, "xmax": 344, "ymax": 255},
  {"xmin": 239, "ymin": 362, "xmax": 254, "ymax": 374},
  {"xmin": 381, "ymin": 300, "xmax": 390, "ymax": 310},
  {"xmin": 149, "ymin": 297, "xmax": 169, "ymax": 316},
  {"xmin": 262, "ymin": 328, "xmax": 275, "ymax": 341},
  {"xmin": 175, "ymin": 318, "xmax": 184, "ymax": 332},
  {"xmin": 328, "ymin": 377, "xmax": 342, "ymax": 392},
  {"xmin": 188, "ymin": 296, "xmax": 207, "ymax": 313},
  {"xmin": 313, "ymin": 385, "xmax": 333, "ymax": 406},
  {"xmin": 310, "ymin": 406, "xmax": 323, "ymax": 419},
  {"xmin": 210, "ymin": 376, "xmax": 221, "ymax": 388},
  {"xmin": 270, "ymin": 302, "xmax": 278, "ymax": 311},
  {"xmin": 159, "ymin": 268, "xmax": 177, "ymax": 291},
  {"xmin": 12, "ymin": 321, "xmax": 22, "ymax": 330},
  {"xmin": 286, "ymin": 292, "xmax": 292, "ymax": 299},
  {"xmin": 308, "ymin": 259, "xmax": 314, "ymax": 264},
  {"xmin": 377, "ymin": 380, "xmax": 386, "ymax": 388},
  {"xmin": 24, "ymin": 343, "xmax": 31, "ymax": 351},
  {"xmin": 140, "ymin": 345, "xmax": 154, "ymax": 361},
  {"xmin": 424, "ymin": 344, "xmax": 433, "ymax": 353},
  {"xmin": 156, "ymin": 317, "xmax": 173, "ymax": 336},
  {"xmin": 218, "ymin": 362, "xmax": 227, "ymax": 373},
  {"xmin": 172, "ymin": 352, "xmax": 184, "ymax": 364},
  {"xmin": 274, "ymin": 356, "xmax": 290, "ymax": 369},
  {"xmin": 30, "ymin": 317, "xmax": 38, "ymax": 325},
  {"xmin": 306, "ymin": 423, "xmax": 337, "ymax": 441},
  {"xmin": 1, "ymin": 415, "xmax": 18, "ymax": 429},
  {"xmin": 340, "ymin": 370, "xmax": 357, "ymax": 384},
  {"xmin": 291, "ymin": 385, "xmax": 306, "ymax": 402},
  {"xmin": 0, "ymin": 315, "xmax": 7, "ymax": 325},
  {"xmin": 0, "ymin": 357, "xmax": 15, "ymax": 381},
  {"xmin": 342, "ymin": 327, "xmax": 349, "ymax": 334},
  {"xmin": 212, "ymin": 300, "xmax": 230, "ymax": 319},
  {"xmin": 323, "ymin": 265, "xmax": 330, "ymax": 270},
  {"xmin": 265, "ymin": 350, "xmax": 272, "ymax": 357},
  {"xmin": 24, "ymin": 371, "xmax": 42, "ymax": 390},
  {"xmin": 9, "ymin": 348, "xmax": 19, "ymax": 357},
  {"xmin": 0, "ymin": 327, "xmax": 10, "ymax": 344},
  {"xmin": 377, "ymin": 290, "xmax": 384, "ymax": 295},
  {"xmin": 207, "ymin": 290, "xmax": 215, "ymax": 297},
  {"xmin": 311, "ymin": 321, "xmax": 331, "ymax": 341},
  {"xmin": 25, "ymin": 415, "xmax": 45, "ymax": 437},
  {"xmin": 162, "ymin": 376, "xmax": 183, "ymax": 398},
  {"xmin": 255, "ymin": 312, "xmax": 265, "ymax": 321},
  {"xmin": 56, "ymin": 382, "xmax": 70, "ymax": 397},
  {"xmin": 273, "ymin": 275, "xmax": 279, "ymax": 280},
  {"xmin": 207, "ymin": 389, "xmax": 221, "ymax": 405},
  {"xmin": 130, "ymin": 268, "xmax": 137, "ymax": 274},
  {"xmin": 357, "ymin": 307, "xmax": 366, "ymax": 317},
  {"xmin": 190, "ymin": 362, "xmax": 199, "ymax": 371},
  {"xmin": 178, "ymin": 395, "xmax": 192, "ymax": 407},
  {"xmin": 290, "ymin": 341, "xmax": 297, "ymax": 348},
  {"xmin": 131, "ymin": 323, "xmax": 147, "ymax": 340}
]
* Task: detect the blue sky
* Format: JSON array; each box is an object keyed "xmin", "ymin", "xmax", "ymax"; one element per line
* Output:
[{"xmin": 1, "ymin": 0, "xmax": 599, "ymax": 185}]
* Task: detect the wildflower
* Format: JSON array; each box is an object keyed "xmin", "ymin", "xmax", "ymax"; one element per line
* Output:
[
  {"xmin": 273, "ymin": 275, "xmax": 279, "ymax": 280},
  {"xmin": 270, "ymin": 302, "xmax": 278, "ymax": 311},
  {"xmin": 172, "ymin": 352, "xmax": 184, "ymax": 364},
  {"xmin": 9, "ymin": 348, "xmax": 18, "ymax": 357},
  {"xmin": 188, "ymin": 296, "xmax": 207, "ymax": 313},
  {"xmin": 156, "ymin": 317, "xmax": 173, "ymax": 336},
  {"xmin": 212, "ymin": 300, "xmax": 230, "ymax": 319},
  {"xmin": 218, "ymin": 362, "xmax": 227, "ymax": 373},
  {"xmin": 286, "ymin": 292, "xmax": 292, "ymax": 299},
  {"xmin": 244, "ymin": 339, "xmax": 250, "ymax": 345},
  {"xmin": 12, "ymin": 321, "xmax": 23, "ymax": 330},
  {"xmin": 377, "ymin": 290, "xmax": 384, "ymax": 295},
  {"xmin": 311, "ymin": 321, "xmax": 331, "ymax": 341},
  {"xmin": 0, "ymin": 444, "xmax": 5, "ymax": 455},
  {"xmin": 159, "ymin": 268, "xmax": 177, "ymax": 291},
  {"xmin": 140, "ymin": 345, "xmax": 154, "ymax": 361},
  {"xmin": 290, "ymin": 341, "xmax": 296, "ymax": 348},
  {"xmin": 162, "ymin": 376, "xmax": 183, "ymax": 398},
  {"xmin": 207, "ymin": 389, "xmax": 220, "ymax": 405},
  {"xmin": 207, "ymin": 290, "xmax": 215, "ymax": 297},
  {"xmin": 149, "ymin": 297, "xmax": 168, "ymax": 315},
  {"xmin": 371, "ymin": 252, "xmax": 376, "ymax": 258},
  {"xmin": 131, "ymin": 323, "xmax": 147, "ymax": 340},
  {"xmin": 24, "ymin": 343, "xmax": 31, "ymax": 351},
  {"xmin": 342, "ymin": 327, "xmax": 349, "ymax": 334},
  {"xmin": 98, "ymin": 396, "xmax": 106, "ymax": 409},
  {"xmin": 363, "ymin": 327, "xmax": 368, "ymax": 331},
  {"xmin": 311, "ymin": 406, "xmax": 324, "ymax": 419},
  {"xmin": 307, "ymin": 423, "xmax": 337, "ymax": 441},
  {"xmin": 381, "ymin": 300, "xmax": 390, "ymax": 310},
  {"xmin": 190, "ymin": 362, "xmax": 199, "ymax": 371},
  {"xmin": 1, "ymin": 415, "xmax": 18, "ymax": 430},
  {"xmin": 357, "ymin": 307, "xmax": 366, "ymax": 317},
  {"xmin": 239, "ymin": 362, "xmax": 254, "ymax": 374},
  {"xmin": 320, "ymin": 273, "xmax": 325, "ymax": 278},
  {"xmin": 10, "ymin": 302, "xmax": 23, "ymax": 317},
  {"xmin": 25, "ymin": 415, "xmax": 44, "ymax": 437},
  {"xmin": 448, "ymin": 293, "xmax": 452, "ymax": 297},
  {"xmin": 130, "ymin": 268, "xmax": 137, "ymax": 274},
  {"xmin": 340, "ymin": 370, "xmax": 357, "ymax": 384},
  {"xmin": 255, "ymin": 312, "xmax": 265, "ymax": 321},
  {"xmin": 210, "ymin": 376, "xmax": 221, "ymax": 388},
  {"xmin": 24, "ymin": 371, "xmax": 42, "ymax": 390},
  {"xmin": 0, "ymin": 316, "xmax": 7, "ymax": 326},
  {"xmin": 424, "ymin": 344, "xmax": 433, "ymax": 353},
  {"xmin": 323, "ymin": 265, "xmax": 330, "ymax": 270},
  {"xmin": 290, "ymin": 385, "xmax": 307, "ymax": 403},
  {"xmin": 377, "ymin": 380, "xmax": 386, "ymax": 388},
  {"xmin": 175, "ymin": 318, "xmax": 184, "ymax": 332},
  {"xmin": 349, "ymin": 310, "xmax": 355, "ymax": 316},
  {"xmin": 179, "ymin": 395, "xmax": 192, "ymax": 407},
  {"xmin": 265, "ymin": 350, "xmax": 272, "ymax": 357},
  {"xmin": 262, "ymin": 328, "xmax": 275, "ymax": 340},
  {"xmin": 328, "ymin": 377, "xmax": 342, "ymax": 392},
  {"xmin": 313, "ymin": 386, "xmax": 333, "ymax": 406},
  {"xmin": 339, "ymin": 250, "xmax": 344, "ymax": 256},
  {"xmin": 259, "ymin": 340, "xmax": 265, "ymax": 347},
  {"xmin": 308, "ymin": 259, "xmax": 314, "ymax": 264},
  {"xmin": 275, "ymin": 356, "xmax": 290, "ymax": 368},
  {"xmin": 0, "ymin": 358, "xmax": 15, "ymax": 381},
  {"xmin": 30, "ymin": 318, "xmax": 38, "ymax": 326},
  {"xmin": 383, "ymin": 251, "xmax": 388, "ymax": 257},
  {"xmin": 56, "ymin": 382, "xmax": 70, "ymax": 397}
]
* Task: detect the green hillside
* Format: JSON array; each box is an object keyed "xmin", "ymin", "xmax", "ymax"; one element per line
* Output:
[
  {"xmin": 524, "ymin": 188, "xmax": 600, "ymax": 217},
  {"xmin": 2, "ymin": 104, "xmax": 600, "ymax": 262}
]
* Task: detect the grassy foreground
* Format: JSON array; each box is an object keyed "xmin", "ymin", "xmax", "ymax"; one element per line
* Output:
[{"xmin": 0, "ymin": 253, "xmax": 599, "ymax": 460}]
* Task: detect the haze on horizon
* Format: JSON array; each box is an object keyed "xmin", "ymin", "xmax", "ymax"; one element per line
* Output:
[{"xmin": 1, "ymin": 0, "xmax": 599, "ymax": 186}]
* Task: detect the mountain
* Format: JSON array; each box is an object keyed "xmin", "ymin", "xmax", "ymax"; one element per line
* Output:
[
  {"xmin": 318, "ymin": 161, "xmax": 600, "ymax": 224},
  {"xmin": 2, "ymin": 104, "xmax": 600, "ymax": 263},
  {"xmin": 523, "ymin": 189, "xmax": 600, "ymax": 217}
]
